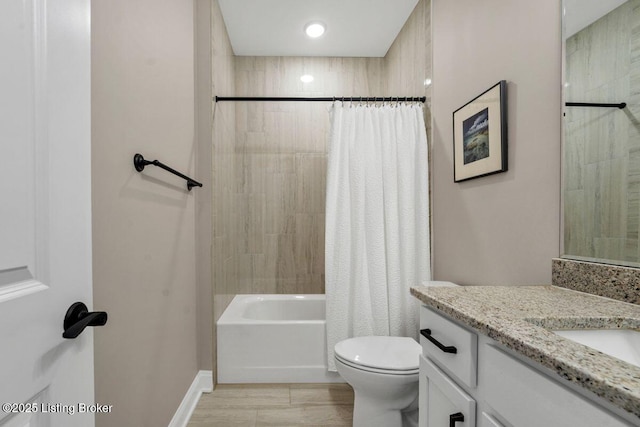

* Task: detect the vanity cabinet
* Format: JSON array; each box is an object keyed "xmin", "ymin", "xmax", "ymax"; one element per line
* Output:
[{"xmin": 418, "ymin": 305, "xmax": 635, "ymax": 427}]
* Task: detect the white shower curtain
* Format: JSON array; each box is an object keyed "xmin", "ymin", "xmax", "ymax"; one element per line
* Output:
[{"xmin": 325, "ymin": 102, "xmax": 431, "ymax": 371}]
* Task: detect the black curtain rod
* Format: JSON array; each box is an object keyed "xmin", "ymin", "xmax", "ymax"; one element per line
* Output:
[
  {"xmin": 215, "ymin": 96, "xmax": 427, "ymax": 103},
  {"xmin": 565, "ymin": 102, "xmax": 626, "ymax": 109},
  {"xmin": 133, "ymin": 153, "xmax": 203, "ymax": 191}
]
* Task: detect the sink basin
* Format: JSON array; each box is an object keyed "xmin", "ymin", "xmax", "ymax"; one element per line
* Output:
[{"xmin": 552, "ymin": 329, "xmax": 640, "ymax": 368}]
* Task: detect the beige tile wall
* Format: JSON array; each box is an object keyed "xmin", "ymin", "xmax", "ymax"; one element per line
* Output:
[
  {"xmin": 564, "ymin": 0, "xmax": 640, "ymax": 264},
  {"xmin": 385, "ymin": 0, "xmax": 431, "ymax": 136},
  {"xmin": 224, "ymin": 1, "xmax": 431, "ymax": 297},
  {"xmin": 231, "ymin": 57, "xmax": 384, "ymax": 295},
  {"xmin": 384, "ymin": 0, "xmax": 432, "ymax": 257}
]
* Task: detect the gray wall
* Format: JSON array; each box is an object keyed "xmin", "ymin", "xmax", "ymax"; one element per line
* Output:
[
  {"xmin": 92, "ymin": 0, "xmax": 198, "ymax": 425},
  {"xmin": 431, "ymin": 0, "xmax": 562, "ymax": 285},
  {"xmin": 210, "ymin": 0, "xmax": 237, "ymax": 380},
  {"xmin": 195, "ymin": 0, "xmax": 214, "ymax": 372}
]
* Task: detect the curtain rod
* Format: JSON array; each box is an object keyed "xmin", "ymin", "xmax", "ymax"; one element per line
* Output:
[{"xmin": 215, "ymin": 96, "xmax": 427, "ymax": 103}]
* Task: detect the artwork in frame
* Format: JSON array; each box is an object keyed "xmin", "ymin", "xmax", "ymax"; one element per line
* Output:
[{"xmin": 453, "ymin": 80, "xmax": 507, "ymax": 182}]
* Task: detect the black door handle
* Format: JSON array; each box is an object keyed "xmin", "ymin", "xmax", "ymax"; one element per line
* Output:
[
  {"xmin": 420, "ymin": 328, "xmax": 457, "ymax": 354},
  {"xmin": 63, "ymin": 302, "xmax": 108, "ymax": 339},
  {"xmin": 449, "ymin": 412, "xmax": 464, "ymax": 427}
]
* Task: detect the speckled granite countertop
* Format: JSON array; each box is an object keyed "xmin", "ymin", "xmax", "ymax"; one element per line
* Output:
[{"xmin": 410, "ymin": 285, "xmax": 640, "ymax": 419}]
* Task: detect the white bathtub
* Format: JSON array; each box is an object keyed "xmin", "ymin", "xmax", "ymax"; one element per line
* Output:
[{"xmin": 216, "ymin": 294, "xmax": 343, "ymax": 383}]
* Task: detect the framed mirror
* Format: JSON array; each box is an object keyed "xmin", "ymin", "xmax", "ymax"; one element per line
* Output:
[{"xmin": 562, "ymin": 0, "xmax": 639, "ymax": 267}]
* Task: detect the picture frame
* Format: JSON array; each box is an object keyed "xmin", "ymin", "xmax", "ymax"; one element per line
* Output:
[{"xmin": 453, "ymin": 80, "xmax": 507, "ymax": 182}]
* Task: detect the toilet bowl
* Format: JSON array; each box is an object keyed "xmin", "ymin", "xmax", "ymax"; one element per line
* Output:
[{"xmin": 334, "ymin": 336, "xmax": 421, "ymax": 427}]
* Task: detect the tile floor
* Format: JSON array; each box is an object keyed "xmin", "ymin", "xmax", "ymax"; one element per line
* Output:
[{"xmin": 187, "ymin": 383, "xmax": 355, "ymax": 427}]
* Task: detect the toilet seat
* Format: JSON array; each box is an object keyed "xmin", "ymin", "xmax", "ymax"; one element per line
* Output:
[
  {"xmin": 335, "ymin": 353, "xmax": 419, "ymax": 375},
  {"xmin": 334, "ymin": 336, "xmax": 421, "ymax": 374}
]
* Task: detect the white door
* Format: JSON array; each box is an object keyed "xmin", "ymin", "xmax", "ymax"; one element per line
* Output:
[{"xmin": 0, "ymin": 0, "xmax": 96, "ymax": 426}]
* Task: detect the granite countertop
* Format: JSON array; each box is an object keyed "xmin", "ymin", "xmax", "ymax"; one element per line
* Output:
[{"xmin": 410, "ymin": 285, "xmax": 640, "ymax": 419}]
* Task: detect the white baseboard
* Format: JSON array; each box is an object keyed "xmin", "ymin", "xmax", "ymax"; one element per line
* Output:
[{"xmin": 168, "ymin": 370, "xmax": 213, "ymax": 427}]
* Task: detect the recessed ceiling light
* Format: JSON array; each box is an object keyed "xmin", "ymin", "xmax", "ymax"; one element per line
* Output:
[
  {"xmin": 424, "ymin": 78, "xmax": 432, "ymax": 86},
  {"xmin": 300, "ymin": 74, "xmax": 314, "ymax": 83},
  {"xmin": 304, "ymin": 22, "xmax": 325, "ymax": 38}
]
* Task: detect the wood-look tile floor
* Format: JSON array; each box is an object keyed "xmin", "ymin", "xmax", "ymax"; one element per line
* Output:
[{"xmin": 187, "ymin": 384, "xmax": 354, "ymax": 427}]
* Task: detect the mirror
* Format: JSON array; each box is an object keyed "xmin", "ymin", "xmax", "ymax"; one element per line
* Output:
[{"xmin": 562, "ymin": 0, "xmax": 640, "ymax": 267}]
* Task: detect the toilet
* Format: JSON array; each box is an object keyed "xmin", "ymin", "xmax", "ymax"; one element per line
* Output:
[{"xmin": 334, "ymin": 336, "xmax": 421, "ymax": 427}]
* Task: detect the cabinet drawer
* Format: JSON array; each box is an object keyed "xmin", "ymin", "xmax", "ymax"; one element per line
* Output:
[
  {"xmin": 420, "ymin": 355, "xmax": 476, "ymax": 427},
  {"xmin": 420, "ymin": 306, "xmax": 478, "ymax": 388},
  {"xmin": 482, "ymin": 345, "xmax": 633, "ymax": 427}
]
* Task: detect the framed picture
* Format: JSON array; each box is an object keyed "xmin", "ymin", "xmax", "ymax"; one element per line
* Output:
[{"xmin": 453, "ymin": 80, "xmax": 507, "ymax": 182}]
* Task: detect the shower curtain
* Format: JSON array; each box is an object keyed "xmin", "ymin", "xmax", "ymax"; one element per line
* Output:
[{"xmin": 325, "ymin": 102, "xmax": 431, "ymax": 371}]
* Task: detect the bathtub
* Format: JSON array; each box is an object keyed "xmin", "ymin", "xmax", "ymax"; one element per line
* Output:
[{"xmin": 216, "ymin": 294, "xmax": 343, "ymax": 383}]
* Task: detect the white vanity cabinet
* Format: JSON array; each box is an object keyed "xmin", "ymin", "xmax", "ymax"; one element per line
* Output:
[{"xmin": 418, "ymin": 305, "xmax": 636, "ymax": 427}]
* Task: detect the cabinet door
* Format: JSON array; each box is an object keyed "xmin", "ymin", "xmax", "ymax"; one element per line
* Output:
[
  {"xmin": 482, "ymin": 345, "xmax": 633, "ymax": 427},
  {"xmin": 420, "ymin": 355, "xmax": 476, "ymax": 427}
]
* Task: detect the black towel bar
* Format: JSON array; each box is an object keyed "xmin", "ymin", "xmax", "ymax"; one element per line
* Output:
[
  {"xmin": 133, "ymin": 153, "xmax": 202, "ymax": 191},
  {"xmin": 565, "ymin": 102, "xmax": 626, "ymax": 109}
]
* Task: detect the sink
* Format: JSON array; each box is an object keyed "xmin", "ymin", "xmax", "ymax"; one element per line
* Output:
[{"xmin": 552, "ymin": 329, "xmax": 640, "ymax": 368}]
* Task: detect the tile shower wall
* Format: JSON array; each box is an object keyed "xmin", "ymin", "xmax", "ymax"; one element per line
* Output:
[
  {"xmin": 210, "ymin": 0, "xmax": 431, "ymax": 376},
  {"xmin": 232, "ymin": 57, "xmax": 384, "ymax": 294},
  {"xmin": 384, "ymin": 0, "xmax": 431, "ymax": 132},
  {"xmin": 564, "ymin": 0, "xmax": 640, "ymax": 263},
  {"xmin": 384, "ymin": 0, "xmax": 432, "ymax": 232},
  {"xmin": 213, "ymin": 0, "xmax": 431, "ymax": 299}
]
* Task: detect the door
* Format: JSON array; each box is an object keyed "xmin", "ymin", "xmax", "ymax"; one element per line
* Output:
[
  {"xmin": 0, "ymin": 0, "xmax": 95, "ymax": 426},
  {"xmin": 420, "ymin": 356, "xmax": 476, "ymax": 427}
]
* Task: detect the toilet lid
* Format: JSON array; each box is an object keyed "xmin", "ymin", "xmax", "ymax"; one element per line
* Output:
[{"xmin": 334, "ymin": 336, "xmax": 421, "ymax": 372}]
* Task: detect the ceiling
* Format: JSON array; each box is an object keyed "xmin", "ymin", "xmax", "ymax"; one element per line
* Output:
[
  {"xmin": 218, "ymin": 0, "xmax": 419, "ymax": 57},
  {"xmin": 564, "ymin": 0, "xmax": 627, "ymax": 38}
]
